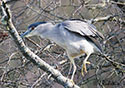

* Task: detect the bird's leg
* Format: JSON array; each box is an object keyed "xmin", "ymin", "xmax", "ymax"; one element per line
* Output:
[
  {"xmin": 69, "ymin": 58, "xmax": 76, "ymax": 83},
  {"xmin": 71, "ymin": 60, "xmax": 76, "ymax": 81},
  {"xmin": 81, "ymin": 54, "xmax": 91, "ymax": 76}
]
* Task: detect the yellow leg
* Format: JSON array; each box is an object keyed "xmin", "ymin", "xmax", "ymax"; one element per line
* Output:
[
  {"xmin": 81, "ymin": 54, "xmax": 91, "ymax": 76},
  {"xmin": 71, "ymin": 59, "xmax": 76, "ymax": 81},
  {"xmin": 81, "ymin": 61, "xmax": 91, "ymax": 76},
  {"xmin": 68, "ymin": 57, "xmax": 76, "ymax": 84}
]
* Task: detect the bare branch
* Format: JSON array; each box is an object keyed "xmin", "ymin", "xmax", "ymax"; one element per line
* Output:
[
  {"xmin": 0, "ymin": 0, "xmax": 80, "ymax": 88},
  {"xmin": 91, "ymin": 15, "xmax": 118, "ymax": 23}
]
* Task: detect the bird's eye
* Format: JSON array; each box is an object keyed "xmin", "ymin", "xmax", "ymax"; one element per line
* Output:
[{"xmin": 31, "ymin": 26, "xmax": 35, "ymax": 30}]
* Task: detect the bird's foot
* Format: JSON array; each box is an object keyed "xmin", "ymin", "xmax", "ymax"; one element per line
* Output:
[
  {"xmin": 69, "ymin": 79, "xmax": 75, "ymax": 85},
  {"xmin": 81, "ymin": 61, "xmax": 91, "ymax": 76},
  {"xmin": 66, "ymin": 79, "xmax": 75, "ymax": 87}
]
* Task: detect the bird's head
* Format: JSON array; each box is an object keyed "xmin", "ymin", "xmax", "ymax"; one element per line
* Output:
[{"xmin": 20, "ymin": 22, "xmax": 47, "ymax": 38}]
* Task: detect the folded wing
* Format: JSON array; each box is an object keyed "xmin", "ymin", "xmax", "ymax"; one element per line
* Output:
[
  {"xmin": 61, "ymin": 20, "xmax": 104, "ymax": 52},
  {"xmin": 61, "ymin": 20, "xmax": 104, "ymax": 39}
]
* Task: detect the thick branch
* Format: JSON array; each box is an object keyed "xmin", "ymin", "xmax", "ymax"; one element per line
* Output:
[{"xmin": 0, "ymin": 1, "xmax": 80, "ymax": 88}]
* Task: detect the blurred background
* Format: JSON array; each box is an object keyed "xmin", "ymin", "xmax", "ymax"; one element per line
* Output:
[{"xmin": 0, "ymin": 0, "xmax": 124, "ymax": 88}]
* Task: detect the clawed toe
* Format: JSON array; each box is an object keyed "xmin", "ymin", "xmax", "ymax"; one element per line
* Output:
[
  {"xmin": 81, "ymin": 61, "xmax": 91, "ymax": 76},
  {"xmin": 86, "ymin": 61, "xmax": 91, "ymax": 64},
  {"xmin": 69, "ymin": 79, "xmax": 75, "ymax": 85}
]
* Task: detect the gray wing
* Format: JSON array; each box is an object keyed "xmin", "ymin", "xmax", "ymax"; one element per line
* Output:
[{"xmin": 61, "ymin": 20, "xmax": 104, "ymax": 39}]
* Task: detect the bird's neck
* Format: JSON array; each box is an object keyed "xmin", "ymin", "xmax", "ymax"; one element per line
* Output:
[{"xmin": 42, "ymin": 25, "xmax": 60, "ymax": 42}]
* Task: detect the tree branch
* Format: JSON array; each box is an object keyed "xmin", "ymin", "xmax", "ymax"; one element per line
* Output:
[
  {"xmin": 0, "ymin": 0, "xmax": 80, "ymax": 88},
  {"xmin": 91, "ymin": 15, "xmax": 118, "ymax": 23}
]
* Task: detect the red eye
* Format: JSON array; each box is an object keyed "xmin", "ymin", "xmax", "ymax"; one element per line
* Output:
[{"xmin": 31, "ymin": 26, "xmax": 35, "ymax": 30}]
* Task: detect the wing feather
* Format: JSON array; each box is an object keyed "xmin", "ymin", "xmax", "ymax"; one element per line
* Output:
[{"xmin": 61, "ymin": 20, "xmax": 104, "ymax": 39}]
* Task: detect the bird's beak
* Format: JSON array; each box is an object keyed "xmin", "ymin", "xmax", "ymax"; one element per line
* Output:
[{"xmin": 20, "ymin": 29, "xmax": 32, "ymax": 38}]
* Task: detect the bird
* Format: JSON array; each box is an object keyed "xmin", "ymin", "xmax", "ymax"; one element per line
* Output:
[{"xmin": 20, "ymin": 19, "xmax": 104, "ymax": 81}]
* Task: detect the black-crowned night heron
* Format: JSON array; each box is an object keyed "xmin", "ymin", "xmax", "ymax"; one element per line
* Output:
[{"xmin": 21, "ymin": 19, "xmax": 104, "ymax": 81}]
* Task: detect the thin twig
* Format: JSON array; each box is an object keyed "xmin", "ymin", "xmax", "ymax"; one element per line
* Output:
[{"xmin": 31, "ymin": 72, "xmax": 47, "ymax": 88}]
